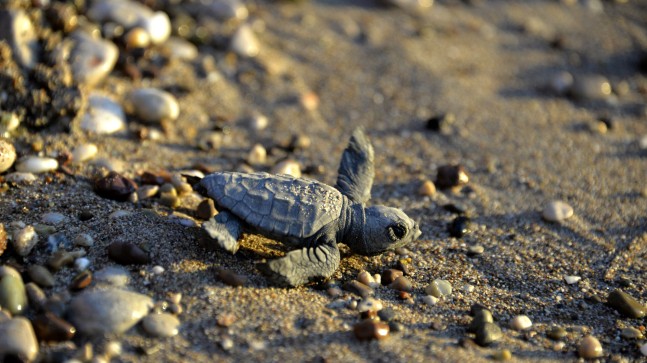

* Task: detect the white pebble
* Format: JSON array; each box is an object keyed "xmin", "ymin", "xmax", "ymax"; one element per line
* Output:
[
  {"xmin": 357, "ymin": 297, "xmax": 383, "ymax": 312},
  {"xmin": 247, "ymin": 144, "xmax": 266, "ymax": 165},
  {"xmin": 542, "ymin": 200, "xmax": 573, "ymax": 222},
  {"xmin": 220, "ymin": 337, "xmax": 234, "ymax": 350},
  {"xmin": 81, "ymin": 94, "xmax": 126, "ymax": 134},
  {"xmin": 41, "ymin": 212, "xmax": 67, "ymax": 225},
  {"xmin": 109, "ymin": 210, "xmax": 132, "ymax": 219},
  {"xmin": 272, "ymin": 160, "xmax": 301, "ymax": 178},
  {"xmin": 548, "ymin": 71, "xmax": 574, "ymax": 95},
  {"xmin": 92, "ymin": 157, "xmax": 125, "ymax": 172},
  {"xmin": 510, "ymin": 315, "xmax": 532, "ymax": 331},
  {"xmin": 564, "ymin": 275, "xmax": 581, "ymax": 284},
  {"xmin": 104, "ymin": 341, "xmax": 122, "ymax": 358},
  {"xmin": 152, "ymin": 266, "xmax": 165, "ymax": 275},
  {"xmin": 4, "ymin": 172, "xmax": 36, "ymax": 184},
  {"xmin": 12, "ymin": 225, "xmax": 39, "ymax": 256},
  {"xmin": 72, "ymin": 143, "xmax": 98, "ymax": 163},
  {"xmin": 74, "ymin": 233, "xmax": 95, "ymax": 247},
  {"xmin": 357, "ymin": 271, "xmax": 375, "ymax": 286},
  {"xmin": 137, "ymin": 185, "xmax": 159, "ymax": 200},
  {"xmin": 129, "ymin": 88, "xmax": 180, "ymax": 123},
  {"xmin": 462, "ymin": 284, "xmax": 475, "ymax": 293},
  {"xmin": 230, "ymin": 24, "xmax": 259, "ymax": 58},
  {"xmin": 15, "ymin": 156, "xmax": 58, "ymax": 174},
  {"xmin": 141, "ymin": 12, "xmax": 171, "ymax": 45},
  {"xmin": 75, "ymin": 258, "xmax": 91, "ymax": 271},
  {"xmin": 640, "ymin": 343, "xmax": 647, "ymax": 357},
  {"xmin": 422, "ymin": 295, "xmax": 439, "ymax": 306},
  {"xmin": 249, "ymin": 113, "xmax": 268, "ymax": 131}
]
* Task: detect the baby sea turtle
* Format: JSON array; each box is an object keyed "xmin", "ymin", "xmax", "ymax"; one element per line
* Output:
[{"xmin": 194, "ymin": 129, "xmax": 421, "ymax": 287}]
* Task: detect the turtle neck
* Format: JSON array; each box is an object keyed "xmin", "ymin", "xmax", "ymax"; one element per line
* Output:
[{"xmin": 338, "ymin": 199, "xmax": 367, "ymax": 254}]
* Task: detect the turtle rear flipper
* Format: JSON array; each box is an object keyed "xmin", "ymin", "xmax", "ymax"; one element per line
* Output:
[
  {"xmin": 258, "ymin": 241, "xmax": 340, "ymax": 287},
  {"xmin": 335, "ymin": 128, "xmax": 374, "ymax": 204},
  {"xmin": 202, "ymin": 211, "xmax": 242, "ymax": 254}
]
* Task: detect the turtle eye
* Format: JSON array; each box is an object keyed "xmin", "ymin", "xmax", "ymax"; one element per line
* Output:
[{"xmin": 388, "ymin": 223, "xmax": 407, "ymax": 241}]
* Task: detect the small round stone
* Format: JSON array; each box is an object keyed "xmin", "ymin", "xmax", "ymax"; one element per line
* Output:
[
  {"xmin": 250, "ymin": 113, "xmax": 268, "ymax": 131},
  {"xmin": 510, "ymin": 315, "xmax": 532, "ymax": 331},
  {"xmin": 357, "ymin": 271, "xmax": 376, "ymax": 287},
  {"xmin": 231, "ymin": 24, "xmax": 259, "ymax": 57},
  {"xmin": 425, "ymin": 279, "xmax": 452, "ymax": 298},
  {"xmin": 542, "ymin": 200, "xmax": 573, "ymax": 222},
  {"xmin": 196, "ymin": 199, "xmax": 217, "ymax": 220},
  {"xmin": 418, "ymin": 180, "xmax": 436, "ymax": 196},
  {"xmin": 0, "ymin": 317, "xmax": 39, "ymax": 361},
  {"xmin": 15, "ymin": 156, "xmax": 58, "ymax": 174},
  {"xmin": 72, "ymin": 143, "xmax": 98, "ymax": 163},
  {"xmin": 94, "ymin": 171, "xmax": 138, "ymax": 202},
  {"xmin": 129, "ymin": 88, "xmax": 180, "ymax": 123},
  {"xmin": 152, "ymin": 265, "xmax": 165, "ymax": 275},
  {"xmin": 137, "ymin": 185, "xmax": 159, "ymax": 200},
  {"xmin": 448, "ymin": 216, "xmax": 471, "ymax": 238},
  {"xmin": 578, "ymin": 336, "xmax": 603, "ymax": 359},
  {"xmin": 468, "ymin": 309, "xmax": 494, "ymax": 333},
  {"xmin": 492, "ymin": 349, "xmax": 512, "ymax": 361},
  {"xmin": 142, "ymin": 312, "xmax": 180, "ymax": 338},
  {"xmin": 548, "ymin": 71, "xmax": 574, "ymax": 95},
  {"xmin": 272, "ymin": 160, "xmax": 301, "ymax": 178},
  {"xmin": 389, "ymin": 276, "xmax": 413, "ymax": 292},
  {"xmin": 69, "ymin": 31, "xmax": 118, "ymax": 87},
  {"xmin": 0, "ymin": 139, "xmax": 16, "ymax": 173},
  {"xmin": 124, "ymin": 27, "xmax": 150, "ymax": 49},
  {"xmin": 564, "ymin": 275, "xmax": 581, "ymax": 284},
  {"xmin": 70, "ymin": 270, "xmax": 92, "ymax": 290},
  {"xmin": 467, "ymin": 245, "xmax": 484, "ymax": 256},
  {"xmin": 353, "ymin": 320, "xmax": 389, "ymax": 340},
  {"xmin": 74, "ymin": 257, "xmax": 90, "ymax": 271},
  {"xmin": 4, "ymin": 172, "xmax": 37, "ymax": 183},
  {"xmin": 94, "ymin": 266, "xmax": 131, "ymax": 287},
  {"xmin": 24, "ymin": 282, "xmax": 46, "ymax": 311},
  {"xmin": 422, "ymin": 295, "xmax": 439, "ymax": 306},
  {"xmin": 42, "ymin": 212, "xmax": 67, "ymax": 225},
  {"xmin": 247, "ymin": 144, "xmax": 267, "ymax": 165}
]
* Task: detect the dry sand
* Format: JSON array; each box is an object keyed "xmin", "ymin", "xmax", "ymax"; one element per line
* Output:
[{"xmin": 1, "ymin": 0, "xmax": 646, "ymax": 362}]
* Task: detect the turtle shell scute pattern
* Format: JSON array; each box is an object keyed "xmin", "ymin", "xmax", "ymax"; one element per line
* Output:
[{"xmin": 202, "ymin": 172, "xmax": 343, "ymax": 238}]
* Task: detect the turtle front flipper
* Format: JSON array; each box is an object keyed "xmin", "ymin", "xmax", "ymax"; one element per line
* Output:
[
  {"xmin": 335, "ymin": 128, "xmax": 374, "ymax": 204},
  {"xmin": 258, "ymin": 241, "xmax": 340, "ymax": 287},
  {"xmin": 202, "ymin": 211, "xmax": 242, "ymax": 254}
]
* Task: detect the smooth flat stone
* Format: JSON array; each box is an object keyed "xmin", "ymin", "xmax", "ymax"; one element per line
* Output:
[
  {"xmin": 27, "ymin": 265, "xmax": 55, "ymax": 288},
  {"xmin": 80, "ymin": 94, "xmax": 126, "ymax": 134},
  {"xmin": 230, "ymin": 24, "xmax": 259, "ymax": 58},
  {"xmin": 425, "ymin": 279, "xmax": 453, "ymax": 298},
  {"xmin": 68, "ymin": 288, "xmax": 153, "ymax": 335},
  {"xmin": 475, "ymin": 322, "xmax": 503, "ymax": 346},
  {"xmin": 129, "ymin": 88, "xmax": 180, "ymax": 123},
  {"xmin": 94, "ymin": 266, "xmax": 131, "ymax": 287},
  {"xmin": 0, "ymin": 266, "xmax": 28, "ymax": 315},
  {"xmin": 0, "ymin": 10, "xmax": 39, "ymax": 69},
  {"xmin": 15, "ymin": 156, "xmax": 58, "ymax": 174},
  {"xmin": 0, "ymin": 317, "xmax": 39, "ymax": 361},
  {"xmin": 542, "ymin": 200, "xmax": 573, "ymax": 222},
  {"xmin": 607, "ymin": 289, "xmax": 646, "ymax": 319},
  {"xmin": 142, "ymin": 313, "xmax": 180, "ymax": 337},
  {"xmin": 69, "ymin": 31, "xmax": 118, "ymax": 87}
]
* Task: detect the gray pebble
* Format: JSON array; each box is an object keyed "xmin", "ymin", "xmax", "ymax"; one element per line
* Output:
[
  {"xmin": 4, "ymin": 172, "xmax": 37, "ymax": 184},
  {"xmin": 231, "ymin": 24, "xmax": 259, "ymax": 58},
  {"xmin": 542, "ymin": 200, "xmax": 573, "ymax": 222},
  {"xmin": 129, "ymin": 88, "xmax": 180, "ymax": 123},
  {"xmin": 0, "ymin": 317, "xmax": 39, "ymax": 361},
  {"xmin": 41, "ymin": 212, "xmax": 67, "ymax": 225},
  {"xmin": 162, "ymin": 37, "xmax": 198, "ymax": 61},
  {"xmin": 0, "ymin": 266, "xmax": 27, "ymax": 315},
  {"xmin": 620, "ymin": 327, "xmax": 644, "ymax": 340},
  {"xmin": 548, "ymin": 71, "xmax": 574, "ymax": 95},
  {"xmin": 68, "ymin": 288, "xmax": 153, "ymax": 335},
  {"xmin": 74, "ymin": 233, "xmax": 95, "ymax": 247},
  {"xmin": 69, "ymin": 31, "xmax": 118, "ymax": 87},
  {"xmin": 88, "ymin": 0, "xmax": 171, "ymax": 45},
  {"xmin": 80, "ymin": 94, "xmax": 126, "ymax": 134},
  {"xmin": 12, "ymin": 225, "xmax": 39, "ymax": 256},
  {"xmin": 425, "ymin": 279, "xmax": 452, "ymax": 298},
  {"xmin": 142, "ymin": 312, "xmax": 180, "ymax": 337},
  {"xmin": 468, "ymin": 309, "xmax": 493, "ymax": 333},
  {"xmin": 475, "ymin": 322, "xmax": 503, "ymax": 346},
  {"xmin": 570, "ymin": 75, "xmax": 612, "ymax": 101},
  {"xmin": 0, "ymin": 10, "xmax": 39, "ymax": 69},
  {"xmin": 24, "ymin": 282, "xmax": 46, "ymax": 311},
  {"xmin": 0, "ymin": 139, "xmax": 16, "ymax": 173},
  {"xmin": 201, "ymin": 0, "xmax": 248, "ymax": 21},
  {"xmin": 94, "ymin": 266, "xmax": 131, "ymax": 287},
  {"xmin": 343, "ymin": 280, "xmax": 374, "ymax": 298},
  {"xmin": 27, "ymin": 265, "xmax": 55, "ymax": 288}
]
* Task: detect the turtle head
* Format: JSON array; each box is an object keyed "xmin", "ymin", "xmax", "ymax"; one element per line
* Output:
[{"xmin": 351, "ymin": 205, "xmax": 421, "ymax": 256}]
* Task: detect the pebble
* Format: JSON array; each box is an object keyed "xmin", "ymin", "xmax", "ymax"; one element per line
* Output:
[
  {"xmin": 69, "ymin": 31, "xmax": 119, "ymax": 87},
  {"xmin": 357, "ymin": 271, "xmax": 376, "ymax": 287},
  {"xmin": 0, "ymin": 10, "xmax": 39, "ymax": 69},
  {"xmin": 15, "ymin": 156, "xmax": 58, "ymax": 174},
  {"xmin": 27, "ymin": 265, "xmax": 55, "ymax": 288},
  {"xmin": 448, "ymin": 216, "xmax": 471, "ymax": 238},
  {"xmin": 425, "ymin": 113, "xmax": 454, "ymax": 134},
  {"xmin": 570, "ymin": 75, "xmax": 612, "ymax": 101},
  {"xmin": 74, "ymin": 258, "xmax": 90, "ymax": 271},
  {"xmin": 510, "ymin": 315, "xmax": 532, "ymax": 330},
  {"xmin": 383, "ymin": 0, "xmax": 434, "ymax": 10},
  {"xmin": 641, "ymin": 343, "xmax": 647, "ymax": 357},
  {"xmin": 435, "ymin": 165, "xmax": 469, "ymax": 189},
  {"xmin": 0, "ymin": 266, "xmax": 27, "ymax": 315},
  {"xmin": 202, "ymin": 0, "xmax": 248, "ymax": 20},
  {"xmin": 231, "ymin": 24, "xmax": 260, "ymax": 57},
  {"xmin": 12, "ymin": 225, "xmax": 39, "ymax": 256},
  {"xmin": 475, "ymin": 322, "xmax": 503, "ymax": 346},
  {"xmin": 129, "ymin": 88, "xmax": 180, "ymax": 123},
  {"xmin": 74, "ymin": 233, "xmax": 94, "ymax": 247},
  {"xmin": 124, "ymin": 27, "xmax": 150, "ymax": 49},
  {"xmin": 42, "ymin": 212, "xmax": 67, "ymax": 225},
  {"xmin": 0, "ymin": 225, "xmax": 5, "ymax": 257},
  {"xmin": 88, "ymin": 0, "xmax": 171, "ymax": 44},
  {"xmin": 24, "ymin": 282, "xmax": 46, "ymax": 311},
  {"xmin": 48, "ymin": 250, "xmax": 84, "ymax": 270},
  {"xmin": 542, "ymin": 200, "xmax": 573, "ymax": 222},
  {"xmin": 137, "ymin": 185, "xmax": 159, "ymax": 200},
  {"xmin": 422, "ymin": 295, "xmax": 439, "ymax": 306},
  {"xmin": 548, "ymin": 71, "xmax": 574, "ymax": 95},
  {"xmin": 272, "ymin": 160, "xmax": 301, "ymax": 178},
  {"xmin": 80, "ymin": 94, "xmax": 126, "ymax": 134},
  {"xmin": 247, "ymin": 144, "xmax": 267, "ymax": 165},
  {"xmin": 70, "ymin": 270, "xmax": 92, "ymax": 291},
  {"xmin": 196, "ymin": 199, "xmax": 217, "ymax": 220},
  {"xmin": 607, "ymin": 289, "xmax": 646, "ymax": 318},
  {"xmin": 72, "ymin": 144, "xmax": 98, "ymax": 163},
  {"xmin": 216, "ymin": 269, "xmax": 247, "ymax": 287},
  {"xmin": 425, "ymin": 279, "xmax": 452, "ymax": 298},
  {"xmin": 108, "ymin": 242, "xmax": 151, "ymax": 265},
  {"xmin": 4, "ymin": 172, "xmax": 37, "ymax": 184},
  {"xmin": 94, "ymin": 171, "xmax": 138, "ymax": 201},
  {"xmin": 68, "ymin": 288, "xmax": 153, "ymax": 335},
  {"xmin": 0, "ymin": 139, "xmax": 16, "ymax": 173},
  {"xmin": 92, "ymin": 157, "xmax": 125, "ymax": 172},
  {"xmin": 0, "ymin": 317, "xmax": 39, "ymax": 361},
  {"xmin": 620, "ymin": 327, "xmax": 643, "ymax": 339},
  {"xmin": 94, "ymin": 266, "xmax": 131, "ymax": 287},
  {"xmin": 353, "ymin": 320, "xmax": 389, "ymax": 340},
  {"xmin": 381, "ymin": 269, "xmax": 404, "ymax": 285},
  {"xmin": 343, "ymin": 280, "xmax": 374, "ymax": 298},
  {"xmin": 418, "ymin": 180, "xmax": 436, "ymax": 196},
  {"xmin": 249, "ymin": 113, "xmax": 268, "ymax": 131},
  {"xmin": 32, "ymin": 312, "xmax": 76, "ymax": 342},
  {"xmin": 468, "ymin": 309, "xmax": 494, "ymax": 333},
  {"xmin": 357, "ymin": 297, "xmax": 383, "ymax": 313},
  {"xmin": 467, "ymin": 245, "xmax": 484, "ymax": 256},
  {"xmin": 564, "ymin": 275, "xmax": 581, "ymax": 284},
  {"xmin": 162, "ymin": 37, "xmax": 198, "ymax": 61},
  {"xmin": 142, "ymin": 313, "xmax": 180, "ymax": 337},
  {"xmin": 389, "ymin": 276, "xmax": 413, "ymax": 292},
  {"xmin": 492, "ymin": 349, "xmax": 512, "ymax": 361},
  {"xmin": 578, "ymin": 336, "xmax": 603, "ymax": 359}
]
